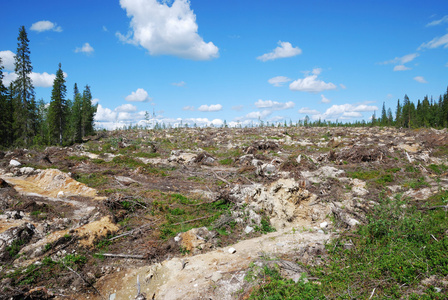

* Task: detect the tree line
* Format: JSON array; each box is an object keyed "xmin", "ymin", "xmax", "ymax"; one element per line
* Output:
[
  {"xmin": 375, "ymin": 90, "xmax": 448, "ymax": 128},
  {"xmin": 0, "ymin": 26, "xmax": 96, "ymax": 149}
]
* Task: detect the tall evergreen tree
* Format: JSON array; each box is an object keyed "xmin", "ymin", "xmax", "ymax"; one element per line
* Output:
[
  {"xmin": 380, "ymin": 102, "xmax": 387, "ymax": 125},
  {"xmin": 0, "ymin": 58, "xmax": 11, "ymax": 147},
  {"xmin": 70, "ymin": 83, "xmax": 83, "ymax": 143},
  {"xmin": 12, "ymin": 26, "xmax": 36, "ymax": 146},
  {"xmin": 395, "ymin": 99, "xmax": 402, "ymax": 127},
  {"xmin": 48, "ymin": 63, "xmax": 67, "ymax": 145},
  {"xmin": 81, "ymin": 85, "xmax": 96, "ymax": 137}
]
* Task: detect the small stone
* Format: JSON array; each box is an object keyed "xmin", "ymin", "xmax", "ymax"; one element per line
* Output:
[
  {"xmin": 320, "ymin": 222, "xmax": 328, "ymax": 229},
  {"xmin": 9, "ymin": 159, "xmax": 21, "ymax": 167},
  {"xmin": 57, "ymin": 191, "xmax": 65, "ymax": 198},
  {"xmin": 244, "ymin": 226, "xmax": 254, "ymax": 234},
  {"xmin": 276, "ymin": 243, "xmax": 284, "ymax": 247},
  {"xmin": 211, "ymin": 272, "xmax": 223, "ymax": 282},
  {"xmin": 228, "ymin": 247, "xmax": 236, "ymax": 254},
  {"xmin": 318, "ymin": 229, "xmax": 324, "ymax": 234},
  {"xmin": 435, "ymin": 287, "xmax": 442, "ymax": 293},
  {"xmin": 109, "ymin": 293, "xmax": 116, "ymax": 300}
]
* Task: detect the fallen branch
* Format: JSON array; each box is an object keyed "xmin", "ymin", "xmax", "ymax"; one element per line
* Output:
[
  {"xmin": 109, "ymin": 223, "xmax": 153, "ymax": 241},
  {"xmin": 97, "ymin": 253, "xmax": 146, "ymax": 259},
  {"xmin": 212, "ymin": 171, "xmax": 230, "ymax": 185},
  {"xmin": 62, "ymin": 261, "xmax": 105, "ymax": 300}
]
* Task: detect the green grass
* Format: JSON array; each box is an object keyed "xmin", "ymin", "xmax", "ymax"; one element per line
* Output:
[
  {"xmin": 133, "ymin": 152, "xmax": 160, "ymax": 158},
  {"xmin": 219, "ymin": 158, "xmax": 233, "ymax": 165},
  {"xmin": 249, "ymin": 192, "xmax": 448, "ymax": 299}
]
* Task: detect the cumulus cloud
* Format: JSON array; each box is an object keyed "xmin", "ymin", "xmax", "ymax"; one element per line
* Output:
[
  {"xmin": 312, "ymin": 103, "xmax": 378, "ymax": 121},
  {"xmin": 115, "ymin": 103, "xmax": 138, "ymax": 112},
  {"xmin": 257, "ymin": 41, "xmax": 302, "ymax": 62},
  {"xmin": 268, "ymin": 76, "xmax": 291, "ymax": 87},
  {"xmin": 243, "ymin": 110, "xmax": 272, "ymax": 120},
  {"xmin": 118, "ymin": 0, "xmax": 219, "ymax": 60},
  {"xmin": 30, "ymin": 72, "xmax": 57, "ymax": 87},
  {"xmin": 2, "ymin": 71, "xmax": 66, "ymax": 88},
  {"xmin": 426, "ymin": 15, "xmax": 448, "ymax": 27},
  {"xmin": 289, "ymin": 68, "xmax": 337, "ymax": 93},
  {"xmin": 418, "ymin": 33, "xmax": 448, "ymax": 50},
  {"xmin": 95, "ymin": 104, "xmax": 118, "ymax": 122},
  {"xmin": 298, "ymin": 107, "xmax": 320, "ymax": 115},
  {"xmin": 320, "ymin": 94, "xmax": 331, "ymax": 103},
  {"xmin": 0, "ymin": 50, "xmax": 15, "ymax": 71},
  {"xmin": 182, "ymin": 106, "xmax": 195, "ymax": 111},
  {"xmin": 198, "ymin": 104, "xmax": 222, "ymax": 112},
  {"xmin": 125, "ymin": 88, "xmax": 152, "ymax": 102},
  {"xmin": 232, "ymin": 105, "xmax": 244, "ymax": 111},
  {"xmin": 30, "ymin": 20, "xmax": 62, "ymax": 32},
  {"xmin": 254, "ymin": 99, "xmax": 294, "ymax": 110},
  {"xmin": 172, "ymin": 81, "xmax": 186, "ymax": 87},
  {"xmin": 75, "ymin": 43, "xmax": 94, "ymax": 54},
  {"xmin": 414, "ymin": 76, "xmax": 427, "ymax": 83}
]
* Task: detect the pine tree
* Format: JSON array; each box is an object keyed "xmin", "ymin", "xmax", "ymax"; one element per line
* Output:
[
  {"xmin": 48, "ymin": 63, "xmax": 68, "ymax": 145},
  {"xmin": 12, "ymin": 26, "xmax": 36, "ymax": 146}
]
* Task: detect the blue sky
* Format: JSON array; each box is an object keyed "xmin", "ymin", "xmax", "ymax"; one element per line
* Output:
[{"xmin": 1, "ymin": 0, "xmax": 447, "ymax": 129}]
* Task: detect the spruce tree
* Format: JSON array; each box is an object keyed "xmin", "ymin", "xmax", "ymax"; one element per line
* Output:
[
  {"xmin": 70, "ymin": 83, "xmax": 83, "ymax": 143},
  {"xmin": 48, "ymin": 63, "xmax": 67, "ymax": 145},
  {"xmin": 0, "ymin": 58, "xmax": 10, "ymax": 147},
  {"xmin": 81, "ymin": 85, "xmax": 96, "ymax": 137},
  {"xmin": 12, "ymin": 26, "xmax": 36, "ymax": 146}
]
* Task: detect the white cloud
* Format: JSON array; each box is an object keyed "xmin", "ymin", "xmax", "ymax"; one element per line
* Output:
[
  {"xmin": 312, "ymin": 103, "xmax": 378, "ymax": 121},
  {"xmin": 75, "ymin": 43, "xmax": 94, "ymax": 54},
  {"xmin": 320, "ymin": 94, "xmax": 331, "ymax": 103},
  {"xmin": 254, "ymin": 99, "xmax": 294, "ymax": 110},
  {"xmin": 172, "ymin": 81, "xmax": 186, "ymax": 87},
  {"xmin": 125, "ymin": 88, "xmax": 152, "ymax": 102},
  {"xmin": 339, "ymin": 84, "xmax": 346, "ymax": 89},
  {"xmin": 232, "ymin": 105, "xmax": 243, "ymax": 111},
  {"xmin": 426, "ymin": 15, "xmax": 448, "ymax": 27},
  {"xmin": 257, "ymin": 41, "xmax": 302, "ymax": 62},
  {"xmin": 419, "ymin": 33, "xmax": 448, "ymax": 50},
  {"xmin": 298, "ymin": 107, "xmax": 320, "ymax": 115},
  {"xmin": 115, "ymin": 103, "xmax": 138, "ymax": 112},
  {"xmin": 3, "ymin": 71, "xmax": 65, "ymax": 87},
  {"xmin": 2, "ymin": 72, "xmax": 17, "ymax": 85},
  {"xmin": 244, "ymin": 110, "xmax": 272, "ymax": 120},
  {"xmin": 102, "ymin": 26, "xmax": 108, "ymax": 32},
  {"xmin": 198, "ymin": 104, "xmax": 222, "ymax": 112},
  {"xmin": 30, "ymin": 20, "xmax": 62, "ymax": 32},
  {"xmin": 394, "ymin": 65, "xmax": 411, "ymax": 71},
  {"xmin": 268, "ymin": 76, "xmax": 291, "ymax": 87},
  {"xmin": 92, "ymin": 98, "xmax": 100, "ymax": 105},
  {"xmin": 381, "ymin": 53, "xmax": 419, "ymax": 65},
  {"xmin": 0, "ymin": 50, "xmax": 15, "ymax": 71},
  {"xmin": 118, "ymin": 0, "xmax": 219, "ymax": 60},
  {"xmin": 30, "ymin": 72, "xmax": 57, "ymax": 87},
  {"xmin": 95, "ymin": 104, "xmax": 118, "ymax": 122},
  {"xmin": 414, "ymin": 76, "xmax": 427, "ymax": 83},
  {"xmin": 289, "ymin": 69, "xmax": 337, "ymax": 93},
  {"xmin": 182, "ymin": 106, "xmax": 195, "ymax": 111}
]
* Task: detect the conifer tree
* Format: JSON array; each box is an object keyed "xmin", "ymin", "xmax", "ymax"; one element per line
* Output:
[
  {"xmin": 81, "ymin": 85, "xmax": 96, "ymax": 137},
  {"xmin": 48, "ymin": 63, "xmax": 67, "ymax": 145},
  {"xmin": 70, "ymin": 83, "xmax": 83, "ymax": 143},
  {"xmin": 0, "ymin": 58, "xmax": 11, "ymax": 147},
  {"xmin": 12, "ymin": 26, "xmax": 36, "ymax": 146}
]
